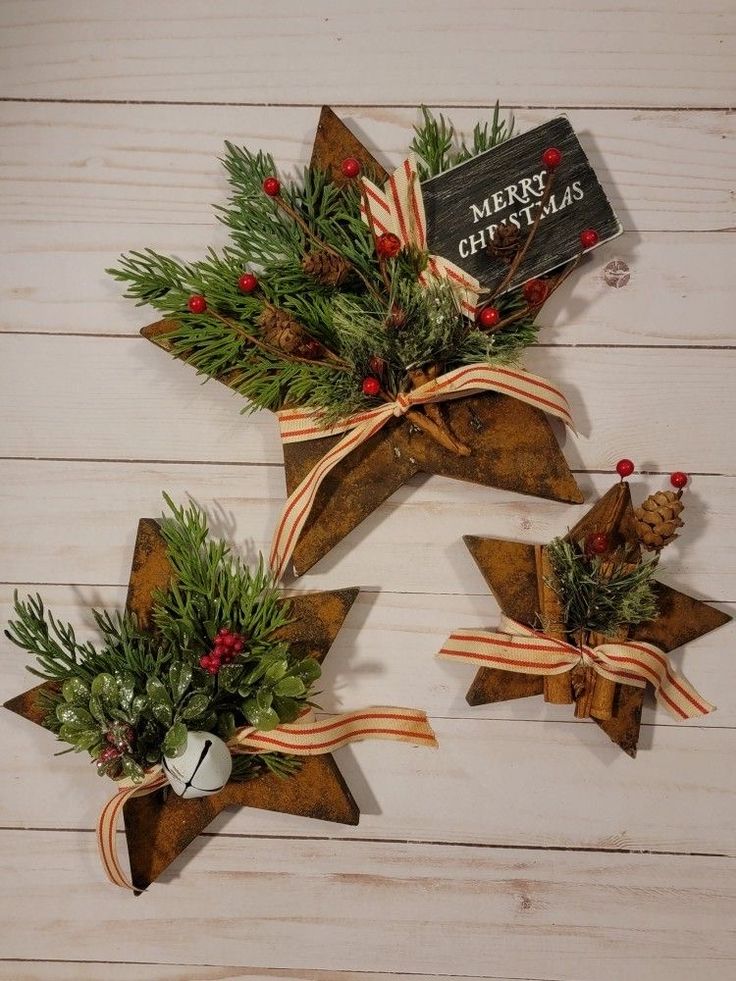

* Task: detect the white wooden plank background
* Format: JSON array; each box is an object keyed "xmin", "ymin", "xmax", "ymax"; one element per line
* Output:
[{"xmin": 1, "ymin": 3, "xmax": 734, "ymax": 980}]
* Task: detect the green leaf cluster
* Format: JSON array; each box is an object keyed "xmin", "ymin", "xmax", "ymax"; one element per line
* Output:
[
  {"xmin": 108, "ymin": 105, "xmax": 540, "ymax": 426},
  {"xmin": 4, "ymin": 496, "xmax": 321, "ymax": 783},
  {"xmin": 544, "ymin": 537, "xmax": 659, "ymax": 638}
]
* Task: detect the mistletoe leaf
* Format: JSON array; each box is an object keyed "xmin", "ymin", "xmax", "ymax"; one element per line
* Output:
[
  {"xmin": 55, "ymin": 703, "xmax": 94, "ymax": 728},
  {"xmin": 169, "ymin": 663, "xmax": 192, "ymax": 703},
  {"xmin": 181, "ymin": 691, "xmax": 210, "ymax": 720},
  {"xmin": 163, "ymin": 722, "xmax": 188, "ymax": 758},
  {"xmin": 91, "ymin": 673, "xmax": 118, "ymax": 702},
  {"xmin": 274, "ymin": 676, "xmax": 306, "ymax": 698},
  {"xmin": 62, "ymin": 677, "xmax": 89, "ymax": 703},
  {"xmin": 243, "ymin": 699, "xmax": 280, "ymax": 731}
]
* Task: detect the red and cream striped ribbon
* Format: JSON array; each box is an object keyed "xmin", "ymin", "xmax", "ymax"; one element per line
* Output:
[
  {"xmin": 439, "ymin": 614, "xmax": 715, "ymax": 721},
  {"xmin": 96, "ymin": 766, "xmax": 168, "ymax": 891},
  {"xmin": 229, "ymin": 706, "xmax": 437, "ymax": 755},
  {"xmin": 270, "ymin": 362, "xmax": 574, "ymax": 579},
  {"xmin": 360, "ymin": 155, "xmax": 481, "ymax": 317},
  {"xmin": 97, "ymin": 707, "xmax": 436, "ymax": 890}
]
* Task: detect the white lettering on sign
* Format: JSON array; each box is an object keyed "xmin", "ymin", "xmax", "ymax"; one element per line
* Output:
[{"xmin": 459, "ymin": 179, "xmax": 584, "ymax": 261}]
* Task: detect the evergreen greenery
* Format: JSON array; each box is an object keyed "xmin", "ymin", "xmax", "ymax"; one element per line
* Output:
[
  {"xmin": 108, "ymin": 106, "xmax": 541, "ymax": 427},
  {"xmin": 544, "ymin": 537, "xmax": 658, "ymax": 639},
  {"xmin": 4, "ymin": 496, "xmax": 320, "ymax": 783}
]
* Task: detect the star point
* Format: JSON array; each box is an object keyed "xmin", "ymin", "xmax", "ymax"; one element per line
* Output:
[{"xmin": 4, "ymin": 517, "xmax": 360, "ymax": 891}]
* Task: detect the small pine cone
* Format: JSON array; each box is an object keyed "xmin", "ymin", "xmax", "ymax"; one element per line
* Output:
[
  {"xmin": 257, "ymin": 307, "xmax": 306, "ymax": 354},
  {"xmin": 301, "ymin": 250, "xmax": 351, "ymax": 288},
  {"xmin": 486, "ymin": 223, "xmax": 521, "ymax": 264},
  {"xmin": 634, "ymin": 490, "xmax": 684, "ymax": 551},
  {"xmin": 386, "ymin": 305, "xmax": 408, "ymax": 331}
]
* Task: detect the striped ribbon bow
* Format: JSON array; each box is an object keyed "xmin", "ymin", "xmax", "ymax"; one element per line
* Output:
[
  {"xmin": 439, "ymin": 614, "xmax": 714, "ymax": 721},
  {"xmin": 270, "ymin": 363, "xmax": 574, "ymax": 579},
  {"xmin": 360, "ymin": 155, "xmax": 481, "ymax": 317},
  {"xmin": 97, "ymin": 706, "xmax": 436, "ymax": 890}
]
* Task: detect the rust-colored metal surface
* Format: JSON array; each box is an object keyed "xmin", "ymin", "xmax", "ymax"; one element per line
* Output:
[
  {"xmin": 461, "ymin": 481, "xmax": 731, "ymax": 756},
  {"xmin": 4, "ymin": 518, "xmax": 360, "ymax": 891},
  {"xmin": 140, "ymin": 106, "xmax": 583, "ymax": 576}
]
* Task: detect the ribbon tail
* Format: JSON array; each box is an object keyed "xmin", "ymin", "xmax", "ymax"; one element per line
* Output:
[
  {"xmin": 97, "ymin": 769, "xmax": 168, "ymax": 890},
  {"xmin": 439, "ymin": 628, "xmax": 579, "ymax": 675},
  {"xmin": 596, "ymin": 643, "xmax": 715, "ymax": 720},
  {"xmin": 231, "ymin": 707, "xmax": 437, "ymax": 755},
  {"xmin": 269, "ymin": 408, "xmax": 393, "ymax": 580}
]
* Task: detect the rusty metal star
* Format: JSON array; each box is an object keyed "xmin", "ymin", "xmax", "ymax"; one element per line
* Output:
[
  {"xmin": 4, "ymin": 517, "xmax": 359, "ymax": 891},
  {"xmin": 458, "ymin": 479, "xmax": 731, "ymax": 756},
  {"xmin": 141, "ymin": 107, "xmax": 583, "ymax": 576}
]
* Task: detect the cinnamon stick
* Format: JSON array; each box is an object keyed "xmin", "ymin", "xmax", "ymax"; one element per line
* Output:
[
  {"xmin": 534, "ymin": 544, "xmax": 573, "ymax": 704},
  {"xmin": 576, "ymin": 559, "xmax": 637, "ymax": 720}
]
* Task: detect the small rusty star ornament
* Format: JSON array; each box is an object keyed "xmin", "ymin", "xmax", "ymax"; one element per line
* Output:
[
  {"xmin": 141, "ymin": 107, "xmax": 583, "ymax": 577},
  {"xmin": 4, "ymin": 517, "xmax": 360, "ymax": 891},
  {"xmin": 456, "ymin": 479, "xmax": 731, "ymax": 756}
]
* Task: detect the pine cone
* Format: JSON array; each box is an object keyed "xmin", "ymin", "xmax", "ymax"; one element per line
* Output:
[
  {"xmin": 257, "ymin": 307, "xmax": 307, "ymax": 354},
  {"xmin": 486, "ymin": 223, "xmax": 521, "ymax": 264},
  {"xmin": 301, "ymin": 250, "xmax": 351, "ymax": 288},
  {"xmin": 634, "ymin": 490, "xmax": 684, "ymax": 551},
  {"xmin": 387, "ymin": 305, "xmax": 408, "ymax": 331}
]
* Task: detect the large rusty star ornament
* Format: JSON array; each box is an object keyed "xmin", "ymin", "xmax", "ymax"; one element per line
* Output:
[
  {"xmin": 455, "ymin": 478, "xmax": 730, "ymax": 756},
  {"xmin": 4, "ymin": 518, "xmax": 360, "ymax": 892},
  {"xmin": 142, "ymin": 107, "xmax": 583, "ymax": 576}
]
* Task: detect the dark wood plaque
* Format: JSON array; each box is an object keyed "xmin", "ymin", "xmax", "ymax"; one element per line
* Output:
[{"xmin": 422, "ymin": 116, "xmax": 622, "ymax": 293}]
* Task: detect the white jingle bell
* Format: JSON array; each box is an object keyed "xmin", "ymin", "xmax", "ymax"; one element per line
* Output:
[{"xmin": 163, "ymin": 730, "xmax": 233, "ymax": 799}]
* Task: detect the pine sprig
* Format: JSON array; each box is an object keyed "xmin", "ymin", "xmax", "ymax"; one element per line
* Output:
[
  {"xmin": 110, "ymin": 105, "xmax": 546, "ymax": 429},
  {"xmin": 545, "ymin": 538, "xmax": 658, "ymax": 638},
  {"xmin": 411, "ymin": 103, "xmax": 515, "ymax": 179},
  {"xmin": 4, "ymin": 496, "xmax": 322, "ymax": 783}
]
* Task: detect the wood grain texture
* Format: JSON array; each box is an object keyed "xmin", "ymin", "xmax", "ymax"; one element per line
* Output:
[
  {"xmin": 1, "ymin": 830, "xmax": 734, "ymax": 981},
  {"xmin": 2, "ymin": 464, "xmax": 735, "ymax": 599},
  {"xmin": 2, "ymin": 587, "xmax": 732, "ymax": 727},
  {"xmin": 3, "ymin": 229, "xmax": 733, "ymax": 346},
  {"xmin": 4, "ymin": 709, "xmax": 734, "ymax": 854},
  {"xmin": 0, "ymin": 968, "xmax": 532, "ymax": 981},
  {"xmin": 0, "ymin": 2, "xmax": 734, "ymax": 107},
  {"xmin": 3, "ymin": 338, "xmax": 736, "ymax": 472},
  {"xmin": 0, "ymin": 104, "xmax": 731, "ymax": 233},
  {"xmin": 2, "ymin": 2, "xmax": 735, "ymax": 975}
]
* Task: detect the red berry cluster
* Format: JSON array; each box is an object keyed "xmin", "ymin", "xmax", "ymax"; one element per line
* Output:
[{"xmin": 199, "ymin": 627, "xmax": 246, "ymax": 675}]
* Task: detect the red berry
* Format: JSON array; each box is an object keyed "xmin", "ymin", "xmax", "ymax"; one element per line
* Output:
[
  {"xmin": 262, "ymin": 176, "xmax": 281, "ymax": 197},
  {"xmin": 579, "ymin": 228, "xmax": 600, "ymax": 249},
  {"xmin": 542, "ymin": 147, "xmax": 562, "ymax": 169},
  {"xmin": 616, "ymin": 458, "xmax": 635, "ymax": 478},
  {"xmin": 376, "ymin": 232, "xmax": 402, "ymax": 259},
  {"xmin": 362, "ymin": 376, "xmax": 381, "ymax": 397},
  {"xmin": 98, "ymin": 746, "xmax": 121, "ymax": 764},
  {"xmin": 341, "ymin": 157, "xmax": 361, "ymax": 178},
  {"xmin": 585, "ymin": 532, "xmax": 610, "ymax": 556},
  {"xmin": 187, "ymin": 294, "xmax": 207, "ymax": 314},
  {"xmin": 670, "ymin": 471, "xmax": 688, "ymax": 489},
  {"xmin": 522, "ymin": 278, "xmax": 549, "ymax": 306},
  {"xmin": 477, "ymin": 306, "xmax": 501, "ymax": 329},
  {"xmin": 230, "ymin": 638, "xmax": 244, "ymax": 653},
  {"xmin": 238, "ymin": 272, "xmax": 258, "ymax": 294}
]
